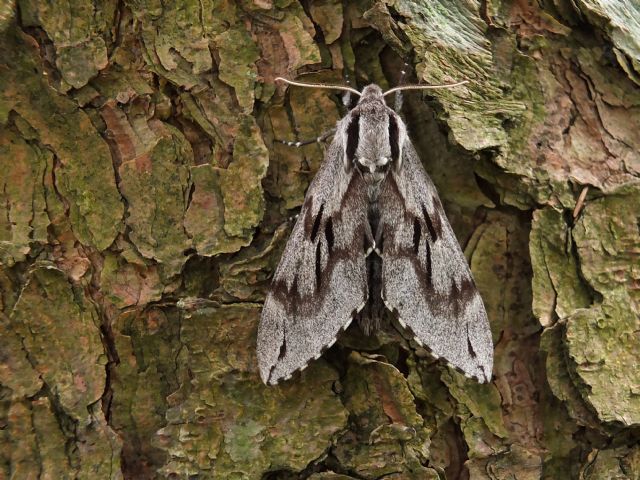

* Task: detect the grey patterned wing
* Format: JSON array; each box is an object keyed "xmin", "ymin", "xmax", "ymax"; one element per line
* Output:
[
  {"xmin": 257, "ymin": 141, "xmax": 369, "ymax": 385},
  {"xmin": 378, "ymin": 142, "xmax": 493, "ymax": 382}
]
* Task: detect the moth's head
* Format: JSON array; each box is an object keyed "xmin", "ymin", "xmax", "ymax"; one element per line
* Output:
[
  {"xmin": 357, "ymin": 84, "xmax": 384, "ymax": 103},
  {"xmin": 273, "ymin": 77, "xmax": 469, "ymax": 173},
  {"xmin": 340, "ymin": 87, "xmax": 407, "ymax": 174}
]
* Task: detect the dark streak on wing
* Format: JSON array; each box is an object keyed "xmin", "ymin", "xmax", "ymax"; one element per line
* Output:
[
  {"xmin": 431, "ymin": 197, "xmax": 444, "ymax": 236},
  {"xmin": 412, "ymin": 217, "xmax": 421, "ymax": 254},
  {"xmin": 459, "ymin": 277, "xmax": 477, "ymax": 304},
  {"xmin": 270, "ymin": 322, "xmax": 288, "ymax": 382},
  {"xmin": 310, "ymin": 204, "xmax": 324, "ymax": 242},
  {"xmin": 382, "ymin": 174, "xmax": 475, "ymax": 316},
  {"xmin": 450, "ymin": 279, "xmax": 460, "ymax": 317},
  {"xmin": 425, "ymin": 240, "xmax": 432, "ymax": 287},
  {"xmin": 269, "ymin": 172, "xmax": 367, "ymax": 316},
  {"xmin": 290, "ymin": 274, "xmax": 299, "ymax": 316},
  {"xmin": 387, "ymin": 243, "xmax": 477, "ymax": 318},
  {"xmin": 325, "ymin": 217, "xmax": 334, "ymax": 253},
  {"xmin": 467, "ymin": 325, "xmax": 477, "ymax": 359},
  {"xmin": 277, "ymin": 334, "xmax": 287, "ymax": 360},
  {"xmin": 421, "ymin": 204, "xmax": 440, "ymax": 241},
  {"xmin": 346, "ymin": 113, "xmax": 360, "ymax": 162},
  {"xmin": 375, "ymin": 141, "xmax": 493, "ymax": 383},
  {"xmin": 315, "ymin": 242, "xmax": 322, "ymax": 288},
  {"xmin": 451, "ymin": 269, "xmax": 478, "ymax": 317},
  {"xmin": 431, "ymin": 194, "xmax": 443, "ymax": 211},
  {"xmin": 388, "ymin": 114, "xmax": 400, "ymax": 163},
  {"xmin": 303, "ymin": 197, "xmax": 316, "ymax": 237}
]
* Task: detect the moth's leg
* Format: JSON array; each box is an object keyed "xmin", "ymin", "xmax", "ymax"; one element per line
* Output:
[
  {"xmin": 373, "ymin": 224, "xmax": 383, "ymax": 255},
  {"xmin": 364, "ymin": 217, "xmax": 384, "ymax": 256},
  {"xmin": 277, "ymin": 127, "xmax": 336, "ymax": 148},
  {"xmin": 364, "ymin": 220, "xmax": 376, "ymax": 255},
  {"xmin": 394, "ymin": 62, "xmax": 410, "ymax": 113}
]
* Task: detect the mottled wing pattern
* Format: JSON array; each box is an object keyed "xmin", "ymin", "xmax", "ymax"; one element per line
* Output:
[
  {"xmin": 378, "ymin": 142, "xmax": 493, "ymax": 382},
  {"xmin": 257, "ymin": 140, "xmax": 369, "ymax": 385}
]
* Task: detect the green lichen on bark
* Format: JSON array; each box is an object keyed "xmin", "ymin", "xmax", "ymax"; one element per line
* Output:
[
  {"xmin": 117, "ymin": 120, "xmax": 194, "ymax": 276},
  {"xmin": 566, "ymin": 186, "xmax": 640, "ymax": 426},
  {"xmin": 530, "ymin": 207, "xmax": 591, "ymax": 326},
  {"xmin": 533, "ymin": 186, "xmax": 640, "ymax": 429},
  {"xmin": 0, "ymin": 312, "xmax": 42, "ymax": 397},
  {"xmin": 156, "ymin": 304, "xmax": 348, "ymax": 478},
  {"xmin": 565, "ymin": 297, "xmax": 640, "ymax": 425},
  {"xmin": 572, "ymin": 0, "xmax": 640, "ymax": 83},
  {"xmin": 309, "ymin": 0, "xmax": 343, "ymax": 45},
  {"xmin": 109, "ymin": 307, "xmax": 182, "ymax": 477},
  {"xmin": 217, "ymin": 222, "xmax": 289, "ymax": 302},
  {"xmin": 218, "ymin": 116, "xmax": 269, "ymax": 239},
  {"xmin": 3, "ymin": 266, "xmax": 122, "ymax": 478},
  {"xmin": 572, "ymin": 186, "xmax": 640, "ymax": 303},
  {"xmin": 0, "ymin": 129, "xmax": 50, "ymax": 265},
  {"xmin": 10, "ymin": 266, "xmax": 106, "ymax": 420},
  {"xmin": 10, "ymin": 267, "xmax": 106, "ymax": 420},
  {"xmin": 0, "ymin": 27, "xmax": 124, "ymax": 250},
  {"xmin": 216, "ymin": 26, "xmax": 261, "ymax": 112},
  {"xmin": 100, "ymin": 252, "xmax": 163, "ymax": 308},
  {"xmin": 18, "ymin": 0, "xmax": 116, "ymax": 89},
  {"xmin": 334, "ymin": 353, "xmax": 438, "ymax": 479},
  {"xmin": 183, "ymin": 163, "xmax": 232, "ymax": 254}
]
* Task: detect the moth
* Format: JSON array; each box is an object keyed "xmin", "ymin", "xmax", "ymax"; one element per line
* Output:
[{"xmin": 257, "ymin": 76, "xmax": 493, "ymax": 385}]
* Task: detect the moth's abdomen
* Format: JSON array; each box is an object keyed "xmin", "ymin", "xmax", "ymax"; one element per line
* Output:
[
  {"xmin": 355, "ymin": 252, "xmax": 384, "ymax": 335},
  {"xmin": 355, "ymin": 189, "xmax": 385, "ymax": 334}
]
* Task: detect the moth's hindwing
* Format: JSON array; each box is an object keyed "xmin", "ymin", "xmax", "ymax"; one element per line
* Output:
[
  {"xmin": 378, "ymin": 141, "xmax": 494, "ymax": 382},
  {"xmin": 257, "ymin": 137, "xmax": 369, "ymax": 385}
]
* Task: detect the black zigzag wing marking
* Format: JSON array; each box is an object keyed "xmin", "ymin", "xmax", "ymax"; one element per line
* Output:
[
  {"xmin": 378, "ymin": 141, "xmax": 493, "ymax": 383},
  {"xmin": 388, "ymin": 114, "xmax": 400, "ymax": 163},
  {"xmin": 257, "ymin": 139, "xmax": 370, "ymax": 385},
  {"xmin": 346, "ymin": 113, "xmax": 360, "ymax": 163}
]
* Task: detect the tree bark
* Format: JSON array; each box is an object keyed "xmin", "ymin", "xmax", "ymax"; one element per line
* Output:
[{"xmin": 1, "ymin": 0, "xmax": 639, "ymax": 478}]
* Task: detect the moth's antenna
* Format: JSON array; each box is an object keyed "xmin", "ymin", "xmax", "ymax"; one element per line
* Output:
[
  {"xmin": 383, "ymin": 80, "xmax": 469, "ymax": 97},
  {"xmin": 275, "ymin": 77, "xmax": 361, "ymax": 96}
]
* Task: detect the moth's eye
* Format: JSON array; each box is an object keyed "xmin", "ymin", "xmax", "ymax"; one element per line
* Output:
[
  {"xmin": 379, "ymin": 157, "xmax": 390, "ymax": 165},
  {"xmin": 357, "ymin": 157, "xmax": 370, "ymax": 165}
]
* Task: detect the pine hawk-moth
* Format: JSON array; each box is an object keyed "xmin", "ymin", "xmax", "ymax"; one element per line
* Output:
[{"xmin": 257, "ymin": 77, "xmax": 493, "ymax": 386}]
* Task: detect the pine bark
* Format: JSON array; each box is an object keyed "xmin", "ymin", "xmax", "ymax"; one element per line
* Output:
[{"xmin": 1, "ymin": 0, "xmax": 639, "ymax": 478}]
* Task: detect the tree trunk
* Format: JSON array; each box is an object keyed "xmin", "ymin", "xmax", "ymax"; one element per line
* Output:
[{"xmin": 1, "ymin": 0, "xmax": 639, "ymax": 478}]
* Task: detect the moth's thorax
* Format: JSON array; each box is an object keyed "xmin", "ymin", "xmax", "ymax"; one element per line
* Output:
[
  {"xmin": 350, "ymin": 86, "xmax": 395, "ymax": 176},
  {"xmin": 355, "ymin": 145, "xmax": 391, "ymax": 175}
]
